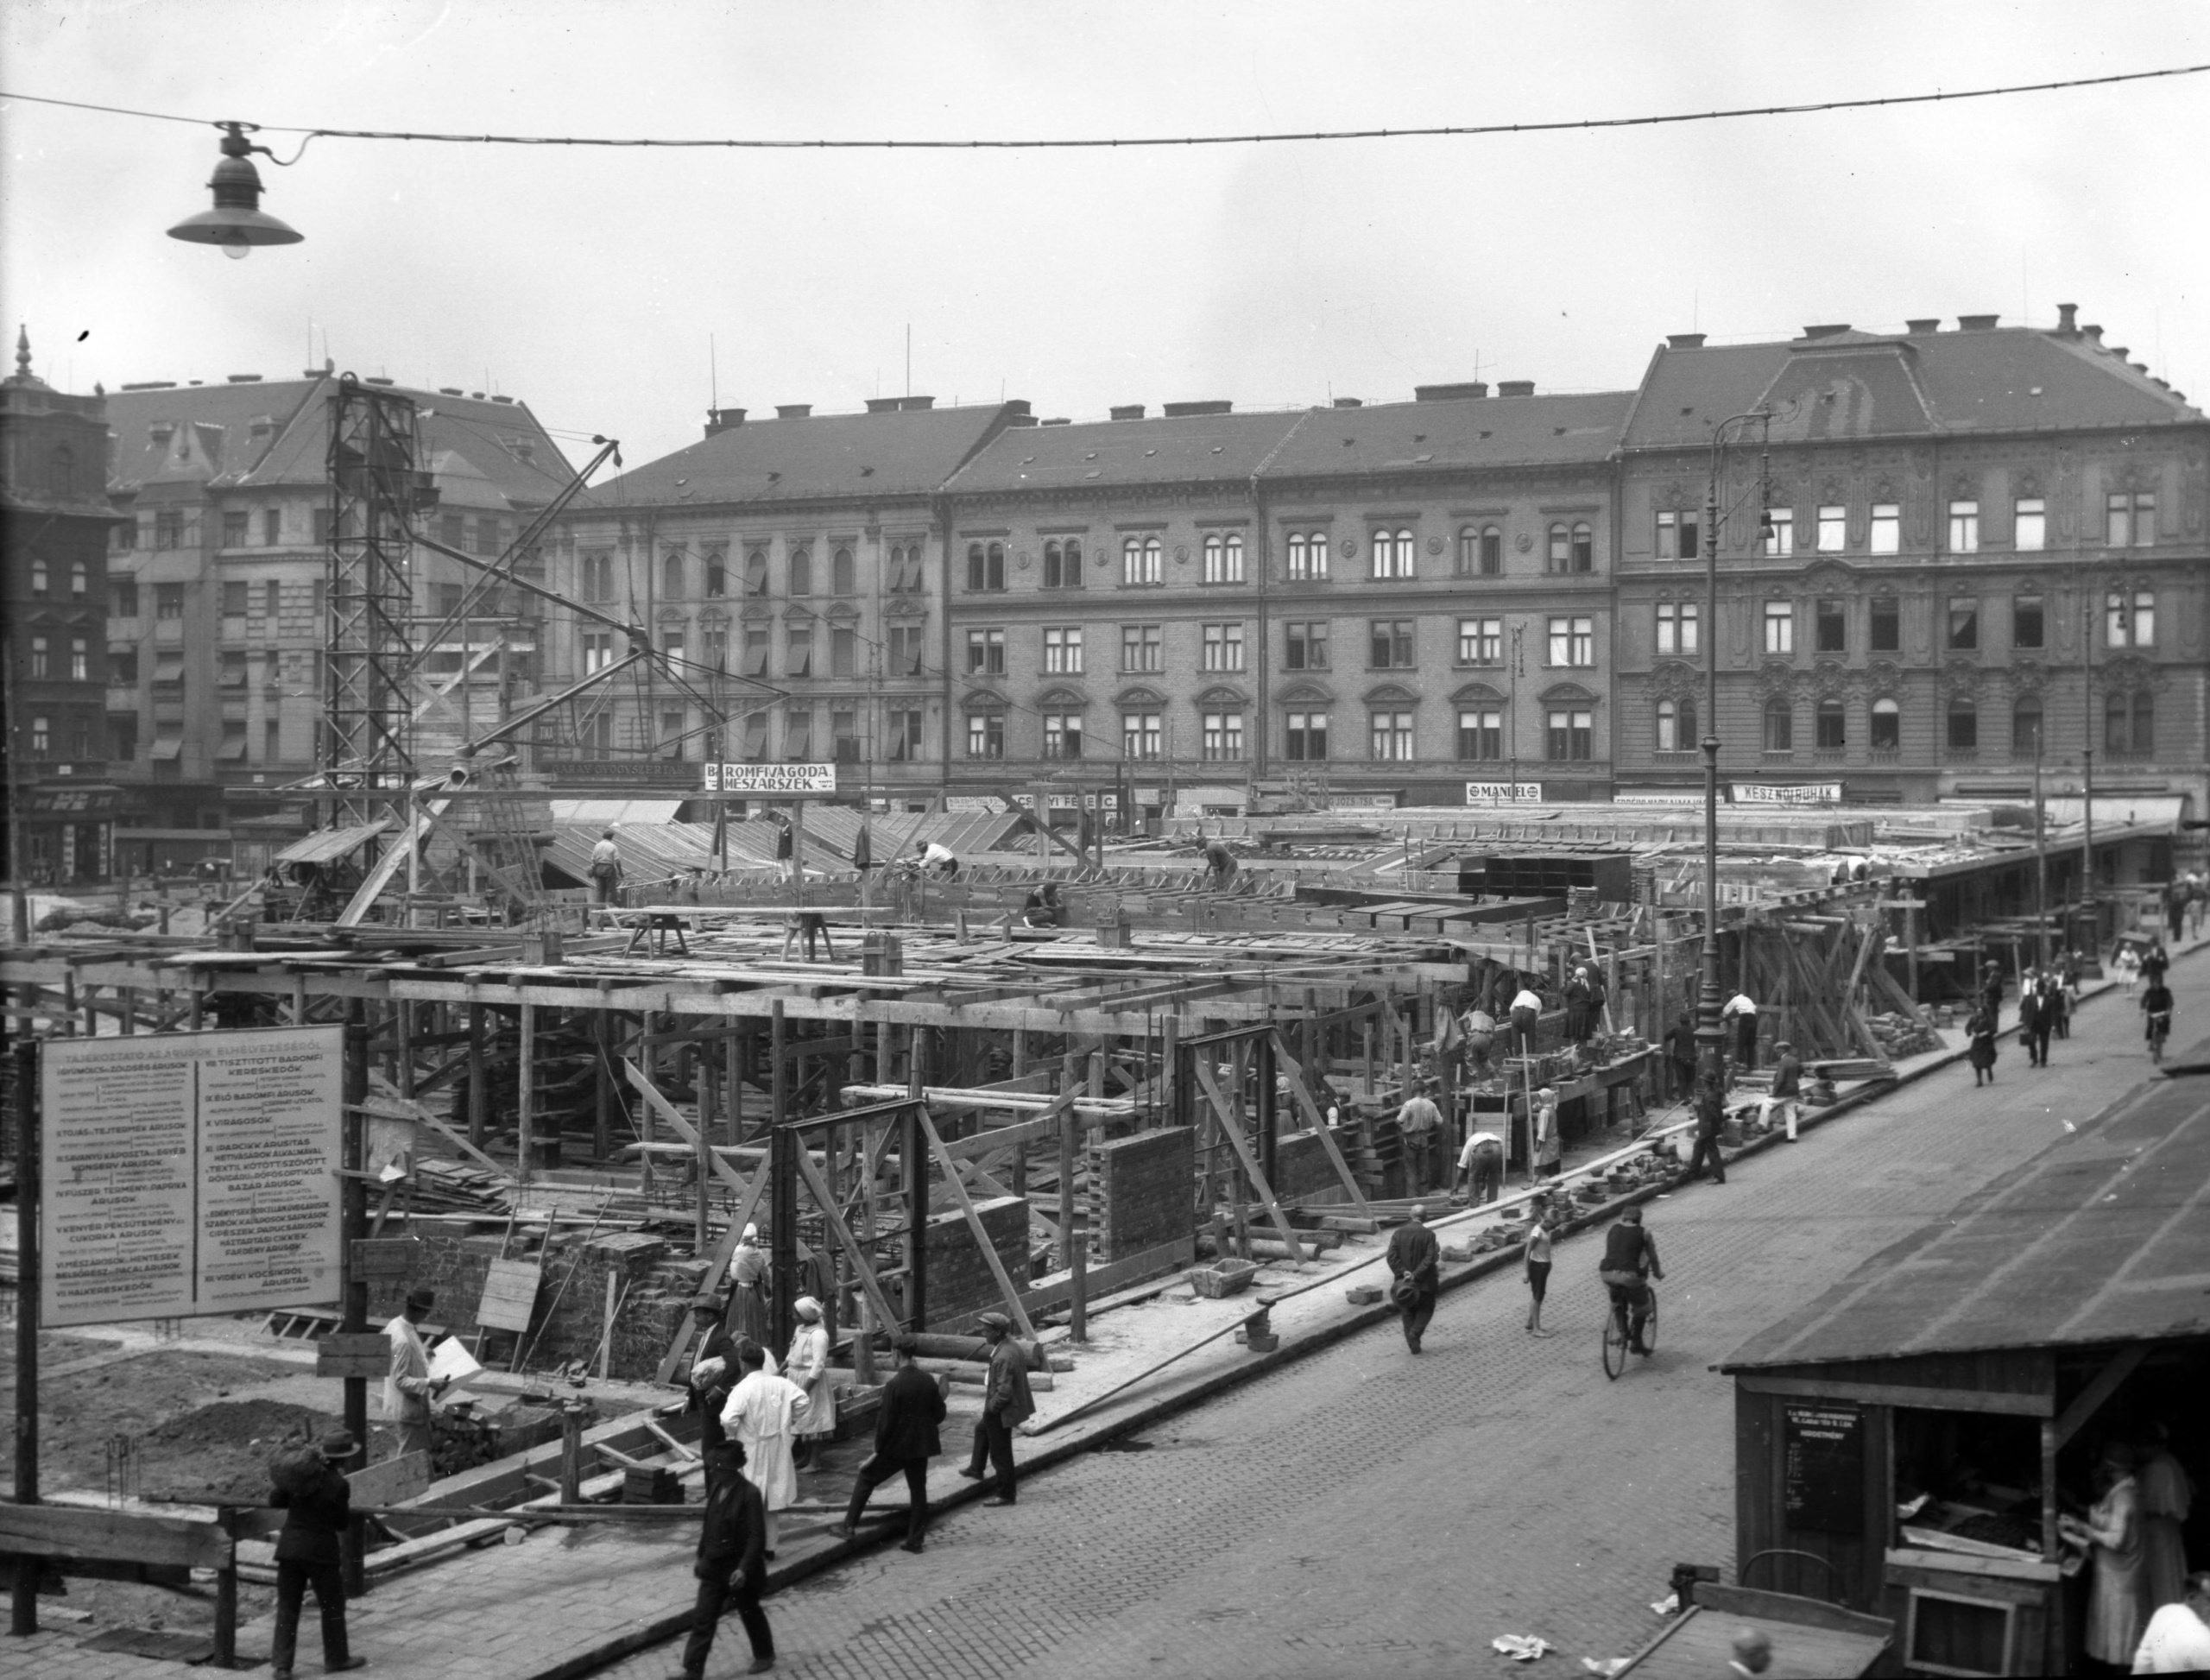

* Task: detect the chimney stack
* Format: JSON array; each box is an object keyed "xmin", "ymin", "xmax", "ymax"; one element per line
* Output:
[
  {"xmin": 704, "ymin": 407, "xmax": 747, "ymax": 437},
  {"xmin": 1109, "ymin": 404, "xmax": 1146, "ymax": 420},
  {"xmin": 1415, "ymin": 382, "xmax": 1488, "ymax": 401},
  {"xmin": 1161, "ymin": 399, "xmax": 1233, "ymax": 416},
  {"xmin": 1666, "ymin": 333, "xmax": 1707, "ymax": 350},
  {"xmin": 775, "ymin": 403, "xmax": 812, "ymax": 420},
  {"xmin": 2055, "ymin": 302, "xmax": 2079, "ymax": 337},
  {"xmin": 1495, "ymin": 380, "xmax": 1536, "ymax": 397},
  {"xmin": 1905, "ymin": 319, "xmax": 1941, "ymax": 334},
  {"xmin": 1957, "ymin": 314, "xmax": 2000, "ymax": 331}
]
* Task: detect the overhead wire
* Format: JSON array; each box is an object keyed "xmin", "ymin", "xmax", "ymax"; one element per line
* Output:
[{"xmin": 6, "ymin": 64, "xmax": 2205, "ymax": 151}]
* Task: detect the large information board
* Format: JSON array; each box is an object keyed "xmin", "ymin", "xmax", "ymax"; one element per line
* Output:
[
  {"xmin": 1782, "ymin": 1402, "xmax": 1866, "ymax": 1536},
  {"xmin": 40, "ymin": 1026, "xmax": 344, "ymax": 1328}
]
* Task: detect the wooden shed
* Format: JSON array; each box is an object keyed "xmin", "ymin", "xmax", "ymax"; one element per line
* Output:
[{"xmin": 1717, "ymin": 1062, "xmax": 2210, "ymax": 1677}]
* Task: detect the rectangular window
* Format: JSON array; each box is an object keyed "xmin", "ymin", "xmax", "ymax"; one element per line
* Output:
[
  {"xmin": 785, "ymin": 626, "xmax": 812, "ymax": 678},
  {"xmin": 312, "ymin": 507, "xmax": 332, "ymax": 546},
  {"xmin": 155, "ymin": 510, "xmax": 183, "ymax": 550},
  {"xmin": 1815, "ymin": 703, "xmax": 1846, "ymax": 750},
  {"xmin": 218, "ymin": 651, "xmax": 248, "ymax": 689},
  {"xmin": 1368, "ymin": 711, "xmax": 1415, "ymax": 761},
  {"xmin": 115, "ymin": 517, "xmax": 137, "ymax": 552},
  {"xmin": 1870, "ymin": 597, "xmax": 1900, "ymax": 652},
  {"xmin": 1368, "ymin": 528, "xmax": 1414, "ymax": 580},
  {"xmin": 1456, "ymin": 709, "xmax": 1502, "ymax": 761},
  {"xmin": 28, "ymin": 636, "xmax": 47, "ymax": 679},
  {"xmin": 1285, "ymin": 530, "xmax": 1330, "ymax": 581},
  {"xmin": 1121, "ymin": 623, "xmax": 1163, "ymax": 672},
  {"xmin": 113, "ymin": 579, "xmax": 139, "ymax": 617},
  {"xmin": 1370, "ymin": 620, "xmax": 1415, "ymax": 668},
  {"xmin": 2014, "ymin": 496, "xmax": 2046, "ymax": 551},
  {"xmin": 2106, "ymin": 493, "xmax": 2131, "ymax": 546},
  {"xmin": 1766, "ymin": 701, "xmax": 1796, "ymax": 752},
  {"xmin": 156, "ymin": 583, "xmax": 185, "ymax": 619},
  {"xmin": 222, "ymin": 580, "xmax": 249, "ymax": 617},
  {"xmin": 1042, "ymin": 711, "xmax": 1083, "ymax": 760},
  {"xmin": 1947, "ymin": 597, "xmax": 1979, "ymax": 651},
  {"xmin": 476, "ymin": 517, "xmax": 502, "ymax": 557},
  {"xmin": 1868, "ymin": 504, "xmax": 1904, "ymax": 554},
  {"xmin": 1201, "ymin": 531, "xmax": 1246, "ymax": 584},
  {"xmin": 1122, "ymin": 711, "xmax": 1162, "ymax": 760},
  {"xmin": 886, "ymin": 706, "xmax": 924, "ymax": 761},
  {"xmin": 704, "ymin": 626, "xmax": 729, "ymax": 673},
  {"xmin": 1285, "ymin": 621, "xmax": 1329, "ymax": 670},
  {"xmin": 965, "ymin": 628, "xmax": 1005, "ymax": 675},
  {"xmin": 2107, "ymin": 590, "xmax": 2155, "ymax": 647},
  {"xmin": 1655, "ymin": 603, "xmax": 1699, "ymax": 657},
  {"xmin": 581, "ymin": 630, "xmax": 614, "ymax": 673},
  {"xmin": 1456, "ymin": 617, "xmax": 1502, "ymax": 665},
  {"xmin": 1200, "ymin": 711, "xmax": 1245, "ymax": 760},
  {"xmin": 1546, "ymin": 709, "xmax": 1593, "ymax": 761},
  {"xmin": 2135, "ymin": 493, "xmax": 2157, "ymax": 546},
  {"xmin": 1121, "ymin": 534, "xmax": 1163, "ymax": 586},
  {"xmin": 743, "ymin": 628, "xmax": 771, "ymax": 677},
  {"xmin": 1763, "ymin": 601, "xmax": 1795, "ymax": 655},
  {"xmin": 1948, "ymin": 500, "xmax": 1980, "ymax": 553},
  {"xmin": 1285, "ymin": 710, "xmax": 1329, "ymax": 761},
  {"xmin": 830, "ymin": 709, "xmax": 859, "ymax": 763},
  {"xmin": 831, "ymin": 626, "xmax": 856, "ymax": 677},
  {"xmin": 110, "ymin": 715, "xmax": 139, "ymax": 761},
  {"xmin": 1201, "ymin": 622, "xmax": 1245, "ymax": 672},
  {"xmin": 436, "ymin": 582, "xmax": 465, "ymax": 618},
  {"xmin": 966, "ymin": 712, "xmax": 1005, "ymax": 759},
  {"xmin": 1815, "ymin": 599, "xmax": 1847, "ymax": 654},
  {"xmin": 263, "ymin": 579, "xmax": 281, "ymax": 621},
  {"xmin": 659, "ymin": 709, "xmax": 688, "ymax": 759},
  {"xmin": 1655, "ymin": 509, "xmax": 1699, "ymax": 560},
  {"xmin": 1764, "ymin": 507, "xmax": 1794, "ymax": 557},
  {"xmin": 110, "ymin": 647, "xmax": 138, "ymax": 685},
  {"xmin": 262, "ymin": 508, "xmax": 281, "ymax": 546},
  {"xmin": 1819, "ymin": 505, "xmax": 1849, "ymax": 552},
  {"xmin": 1043, "ymin": 627, "xmax": 1083, "ymax": 674},
  {"xmin": 2011, "ymin": 595, "xmax": 2043, "ymax": 650},
  {"xmin": 222, "ymin": 510, "xmax": 249, "ymax": 547},
  {"xmin": 1548, "ymin": 616, "xmax": 1594, "ymax": 667},
  {"xmin": 886, "ymin": 625, "xmax": 924, "ymax": 676}
]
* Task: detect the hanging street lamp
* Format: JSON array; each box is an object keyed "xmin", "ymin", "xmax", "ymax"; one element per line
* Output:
[{"xmin": 166, "ymin": 123, "xmax": 303, "ymax": 259}]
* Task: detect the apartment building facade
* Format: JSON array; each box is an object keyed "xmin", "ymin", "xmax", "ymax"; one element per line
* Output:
[
  {"xmin": 103, "ymin": 371, "xmax": 571, "ymax": 830},
  {"xmin": 938, "ymin": 386, "xmax": 1632, "ymax": 815},
  {"xmin": 2, "ymin": 332, "xmax": 120, "ymax": 883},
  {"xmin": 1612, "ymin": 312, "xmax": 2208, "ymax": 833},
  {"xmin": 543, "ymin": 398, "xmax": 1031, "ymax": 803}
]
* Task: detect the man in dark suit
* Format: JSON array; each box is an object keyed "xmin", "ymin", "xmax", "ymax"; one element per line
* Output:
[
  {"xmin": 1385, "ymin": 1204, "xmax": 1443, "ymax": 1354},
  {"xmin": 958, "ymin": 1312, "xmax": 1035, "ymax": 1505},
  {"xmin": 673, "ymin": 1441, "xmax": 774, "ymax": 1678},
  {"xmin": 269, "ymin": 1431, "xmax": 366, "ymax": 1680},
  {"xmin": 832, "ymin": 1335, "xmax": 947, "ymax": 1552}
]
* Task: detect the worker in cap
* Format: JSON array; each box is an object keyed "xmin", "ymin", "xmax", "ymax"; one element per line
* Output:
[
  {"xmin": 1766, "ymin": 1040, "xmax": 1803, "ymax": 1142},
  {"xmin": 590, "ymin": 825, "xmax": 624, "ymax": 907},
  {"xmin": 1385, "ymin": 1204, "xmax": 1441, "ymax": 1354},
  {"xmin": 785, "ymin": 1297, "xmax": 834, "ymax": 1470},
  {"xmin": 677, "ymin": 1437, "xmax": 775, "ymax": 1677},
  {"xmin": 961, "ymin": 1313, "xmax": 1034, "ymax": 1503},
  {"xmin": 268, "ymin": 1431, "xmax": 364, "ymax": 1678},
  {"xmin": 379, "ymin": 1287, "xmax": 445, "ymax": 1462},
  {"xmin": 832, "ymin": 1333, "xmax": 946, "ymax": 1553}
]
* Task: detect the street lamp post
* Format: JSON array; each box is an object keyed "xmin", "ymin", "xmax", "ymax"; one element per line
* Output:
[{"xmin": 1696, "ymin": 412, "xmax": 1773, "ymax": 1089}]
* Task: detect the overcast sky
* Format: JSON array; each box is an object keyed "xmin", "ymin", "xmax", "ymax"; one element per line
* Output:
[{"xmin": 4, "ymin": 1, "xmax": 2206, "ymax": 472}]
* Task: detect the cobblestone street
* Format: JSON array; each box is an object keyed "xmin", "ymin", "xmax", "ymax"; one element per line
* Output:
[{"xmin": 587, "ymin": 952, "xmax": 2203, "ymax": 1680}]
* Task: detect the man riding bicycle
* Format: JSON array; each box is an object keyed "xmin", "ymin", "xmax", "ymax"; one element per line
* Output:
[
  {"xmin": 1599, "ymin": 1207, "xmax": 1664, "ymax": 1357},
  {"xmin": 2142, "ymin": 979, "xmax": 2175, "ymax": 1058}
]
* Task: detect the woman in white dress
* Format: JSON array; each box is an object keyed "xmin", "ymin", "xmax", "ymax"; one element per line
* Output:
[
  {"xmin": 785, "ymin": 1296, "xmax": 835, "ymax": 1469},
  {"xmin": 718, "ymin": 1342, "xmax": 810, "ymax": 1557},
  {"xmin": 2061, "ymin": 1442, "xmax": 2150, "ymax": 1669}
]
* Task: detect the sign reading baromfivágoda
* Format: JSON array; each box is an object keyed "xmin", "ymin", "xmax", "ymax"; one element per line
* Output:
[
  {"xmin": 701, "ymin": 762, "xmax": 837, "ymax": 795},
  {"xmin": 39, "ymin": 1026, "xmax": 344, "ymax": 1328}
]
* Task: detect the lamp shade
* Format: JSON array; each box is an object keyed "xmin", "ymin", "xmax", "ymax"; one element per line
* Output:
[{"xmin": 167, "ymin": 130, "xmax": 303, "ymax": 255}]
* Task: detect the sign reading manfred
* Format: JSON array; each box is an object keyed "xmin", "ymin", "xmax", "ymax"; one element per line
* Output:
[
  {"xmin": 701, "ymin": 762, "xmax": 838, "ymax": 796},
  {"xmin": 40, "ymin": 1026, "xmax": 344, "ymax": 1328}
]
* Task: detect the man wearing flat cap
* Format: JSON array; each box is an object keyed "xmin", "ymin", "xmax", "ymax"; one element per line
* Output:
[
  {"xmin": 380, "ymin": 1287, "xmax": 448, "ymax": 1462},
  {"xmin": 268, "ymin": 1432, "xmax": 365, "ymax": 1678},
  {"xmin": 673, "ymin": 1440, "xmax": 775, "ymax": 1677},
  {"xmin": 959, "ymin": 1312, "xmax": 1033, "ymax": 1505},
  {"xmin": 833, "ymin": 1334, "xmax": 947, "ymax": 1552}
]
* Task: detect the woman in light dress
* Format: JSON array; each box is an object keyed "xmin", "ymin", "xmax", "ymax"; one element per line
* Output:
[
  {"xmin": 784, "ymin": 1296, "xmax": 836, "ymax": 1469},
  {"xmin": 2060, "ymin": 1442, "xmax": 2150, "ymax": 1669}
]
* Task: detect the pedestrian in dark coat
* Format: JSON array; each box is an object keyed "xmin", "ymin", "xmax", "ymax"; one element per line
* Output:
[
  {"xmin": 268, "ymin": 1432, "xmax": 364, "ymax": 1679},
  {"xmin": 2026, "ymin": 977, "xmax": 2055, "ymax": 1068},
  {"xmin": 1385, "ymin": 1204, "xmax": 1443, "ymax": 1354},
  {"xmin": 1967, "ymin": 1005, "xmax": 1998, "ymax": 1085},
  {"xmin": 1684, "ymin": 1074, "xmax": 1728, "ymax": 1185},
  {"xmin": 960, "ymin": 1312, "xmax": 1034, "ymax": 1505},
  {"xmin": 675, "ymin": 1441, "xmax": 774, "ymax": 1677},
  {"xmin": 1663, "ymin": 1013, "xmax": 1697, "ymax": 1103},
  {"xmin": 2017, "ymin": 982, "xmax": 2045, "ymax": 1067},
  {"xmin": 1563, "ymin": 969, "xmax": 1594, "ymax": 1044},
  {"xmin": 834, "ymin": 1335, "xmax": 946, "ymax": 1551}
]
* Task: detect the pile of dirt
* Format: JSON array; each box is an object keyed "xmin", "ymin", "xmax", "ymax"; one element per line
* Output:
[{"xmin": 143, "ymin": 1399, "xmax": 343, "ymax": 1504}]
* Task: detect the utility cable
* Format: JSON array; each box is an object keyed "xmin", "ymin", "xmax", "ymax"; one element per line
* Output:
[{"xmin": 6, "ymin": 65, "xmax": 2204, "ymax": 151}]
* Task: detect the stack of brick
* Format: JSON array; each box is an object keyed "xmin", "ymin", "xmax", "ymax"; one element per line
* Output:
[
  {"xmin": 916, "ymin": 1193, "xmax": 1029, "ymax": 1331},
  {"xmin": 1086, "ymin": 1126, "xmax": 1196, "ymax": 1262}
]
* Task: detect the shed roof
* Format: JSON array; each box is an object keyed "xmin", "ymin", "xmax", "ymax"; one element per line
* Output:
[{"xmin": 1721, "ymin": 1058, "xmax": 2210, "ymax": 1371}]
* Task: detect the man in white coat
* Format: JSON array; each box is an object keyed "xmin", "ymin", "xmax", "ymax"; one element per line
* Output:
[
  {"xmin": 380, "ymin": 1288, "xmax": 447, "ymax": 1462},
  {"xmin": 720, "ymin": 1342, "xmax": 811, "ymax": 1557},
  {"xmin": 784, "ymin": 1297, "xmax": 835, "ymax": 1471}
]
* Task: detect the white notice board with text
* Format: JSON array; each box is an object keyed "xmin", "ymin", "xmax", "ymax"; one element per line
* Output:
[{"xmin": 40, "ymin": 1026, "xmax": 345, "ymax": 1327}]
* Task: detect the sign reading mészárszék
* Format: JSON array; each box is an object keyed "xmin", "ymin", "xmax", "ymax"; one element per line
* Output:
[
  {"xmin": 40, "ymin": 1026, "xmax": 344, "ymax": 1328},
  {"xmin": 701, "ymin": 763, "xmax": 838, "ymax": 795}
]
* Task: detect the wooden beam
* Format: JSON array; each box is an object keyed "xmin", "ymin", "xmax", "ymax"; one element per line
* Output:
[
  {"xmin": 0, "ymin": 1504, "xmax": 233, "ymax": 1571},
  {"xmin": 2052, "ymin": 1344, "xmax": 2149, "ymax": 1449},
  {"xmin": 912, "ymin": 1106, "xmax": 1039, "ymax": 1339},
  {"xmin": 360, "ymin": 1079, "xmax": 510, "ymax": 1181},
  {"xmin": 1193, "ymin": 1058, "xmax": 1305, "ymax": 1264},
  {"xmin": 1738, "ymin": 1374, "xmax": 2051, "ymax": 1418},
  {"xmin": 788, "ymin": 1143, "xmax": 906, "ymax": 1336},
  {"xmin": 1267, "ymin": 1033, "xmax": 1372, "ymax": 1214}
]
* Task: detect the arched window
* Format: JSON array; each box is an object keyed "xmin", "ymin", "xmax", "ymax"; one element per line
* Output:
[
  {"xmin": 1571, "ymin": 522, "xmax": 1594, "ymax": 572},
  {"xmin": 1946, "ymin": 695, "xmax": 1978, "ymax": 750},
  {"xmin": 1762, "ymin": 697, "xmax": 1794, "ymax": 752},
  {"xmin": 1547, "ymin": 523, "xmax": 1571, "ymax": 573},
  {"xmin": 70, "ymin": 560, "xmax": 89, "ymax": 598},
  {"xmin": 2012, "ymin": 696, "xmax": 2043, "ymax": 757},
  {"xmin": 1456, "ymin": 527, "xmax": 1480, "ymax": 577},
  {"xmin": 787, "ymin": 546, "xmax": 812, "ymax": 597},
  {"xmin": 1122, "ymin": 536, "xmax": 1160, "ymax": 585},
  {"xmin": 1044, "ymin": 538, "xmax": 1083, "ymax": 589},
  {"xmin": 1370, "ymin": 528, "xmax": 1414, "ymax": 580},
  {"xmin": 1815, "ymin": 698, "xmax": 1846, "ymax": 750},
  {"xmin": 1871, "ymin": 698, "xmax": 1901, "ymax": 750},
  {"xmin": 704, "ymin": 549, "xmax": 727, "ymax": 597},
  {"xmin": 831, "ymin": 546, "xmax": 855, "ymax": 596},
  {"xmin": 1200, "ymin": 531, "xmax": 1243, "ymax": 584},
  {"xmin": 662, "ymin": 550, "xmax": 685, "ymax": 599}
]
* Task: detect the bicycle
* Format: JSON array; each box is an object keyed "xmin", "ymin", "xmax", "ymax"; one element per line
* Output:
[{"xmin": 1601, "ymin": 1279, "xmax": 1660, "ymax": 1381}]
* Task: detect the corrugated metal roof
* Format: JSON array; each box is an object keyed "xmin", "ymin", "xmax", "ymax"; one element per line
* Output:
[
  {"xmin": 275, "ymin": 820, "xmax": 391, "ymax": 865},
  {"xmin": 1721, "ymin": 1065, "xmax": 2210, "ymax": 1371}
]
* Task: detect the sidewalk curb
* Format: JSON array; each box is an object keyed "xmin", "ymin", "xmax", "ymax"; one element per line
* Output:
[{"xmin": 534, "ymin": 968, "xmax": 2141, "ymax": 1680}]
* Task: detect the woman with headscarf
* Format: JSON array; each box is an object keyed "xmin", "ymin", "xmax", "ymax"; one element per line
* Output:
[
  {"xmin": 2062, "ymin": 1441, "xmax": 2150, "ymax": 1669},
  {"xmin": 723, "ymin": 1224, "xmax": 769, "ymax": 1348},
  {"xmin": 785, "ymin": 1296, "xmax": 836, "ymax": 1469}
]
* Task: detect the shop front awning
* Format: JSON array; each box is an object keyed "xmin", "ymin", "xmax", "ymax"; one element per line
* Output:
[
  {"xmin": 149, "ymin": 728, "xmax": 185, "ymax": 761},
  {"xmin": 275, "ymin": 820, "xmax": 392, "ymax": 867}
]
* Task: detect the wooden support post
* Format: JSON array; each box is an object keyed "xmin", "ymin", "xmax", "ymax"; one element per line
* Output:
[
  {"xmin": 903, "ymin": 1098, "xmax": 926, "ymax": 1331},
  {"xmin": 339, "ymin": 1006, "xmax": 369, "ymax": 1597},
  {"xmin": 598, "ymin": 1274, "xmax": 618, "ymax": 1380},
  {"xmin": 468, "ymin": 1000, "xmax": 488, "ymax": 1146},
  {"xmin": 559, "ymin": 1402, "xmax": 584, "ymax": 1504},
  {"xmin": 1069, "ymin": 1185, "xmax": 1088, "ymax": 1344},
  {"xmin": 1193, "ymin": 1058, "xmax": 1304, "ymax": 1264},
  {"xmin": 1056, "ymin": 1052, "xmax": 1077, "ymax": 1263},
  {"xmin": 212, "ymin": 1510, "xmax": 238, "ymax": 1667},
  {"xmin": 11, "ymin": 1040, "xmax": 41, "ymax": 1637},
  {"xmin": 517, "ymin": 1001, "xmax": 535, "ymax": 1189},
  {"xmin": 769, "ymin": 1000, "xmax": 793, "ymax": 1358},
  {"xmin": 694, "ymin": 1014, "xmax": 713, "ymax": 1256},
  {"xmin": 593, "ymin": 998, "xmax": 613, "ymax": 1162}
]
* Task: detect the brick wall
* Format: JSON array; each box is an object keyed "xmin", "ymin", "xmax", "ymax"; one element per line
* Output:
[
  {"xmin": 918, "ymin": 1193, "xmax": 1028, "ymax": 1333},
  {"xmin": 1088, "ymin": 1125, "xmax": 1195, "ymax": 1262},
  {"xmin": 1273, "ymin": 1126, "xmax": 1358, "ymax": 1203}
]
